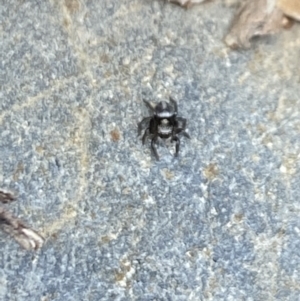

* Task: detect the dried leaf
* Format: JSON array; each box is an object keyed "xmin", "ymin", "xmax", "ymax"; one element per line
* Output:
[
  {"xmin": 224, "ymin": 0, "xmax": 285, "ymax": 49},
  {"xmin": 168, "ymin": 0, "xmax": 299, "ymax": 49},
  {"xmin": 277, "ymin": 0, "xmax": 300, "ymax": 21}
]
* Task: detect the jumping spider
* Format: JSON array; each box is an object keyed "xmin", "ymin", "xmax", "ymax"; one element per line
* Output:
[
  {"xmin": 138, "ymin": 96, "xmax": 190, "ymax": 160},
  {"xmin": 0, "ymin": 190, "xmax": 44, "ymax": 250}
]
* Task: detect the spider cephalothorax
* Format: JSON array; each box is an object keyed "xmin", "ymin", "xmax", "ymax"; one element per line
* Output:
[{"xmin": 138, "ymin": 96, "xmax": 190, "ymax": 160}]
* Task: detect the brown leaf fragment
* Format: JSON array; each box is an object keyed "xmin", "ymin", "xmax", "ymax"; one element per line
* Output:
[
  {"xmin": 0, "ymin": 190, "xmax": 44, "ymax": 250},
  {"xmin": 283, "ymin": 16, "xmax": 295, "ymax": 29},
  {"xmin": 0, "ymin": 191, "xmax": 16, "ymax": 204},
  {"xmin": 277, "ymin": 0, "xmax": 300, "ymax": 21},
  {"xmin": 225, "ymin": 0, "xmax": 285, "ymax": 49}
]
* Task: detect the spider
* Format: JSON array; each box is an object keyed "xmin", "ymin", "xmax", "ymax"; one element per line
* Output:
[
  {"xmin": 0, "ymin": 190, "xmax": 44, "ymax": 250},
  {"xmin": 138, "ymin": 96, "xmax": 190, "ymax": 160}
]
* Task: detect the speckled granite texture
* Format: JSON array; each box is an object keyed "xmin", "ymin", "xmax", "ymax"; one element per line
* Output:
[{"xmin": 1, "ymin": 0, "xmax": 300, "ymax": 300}]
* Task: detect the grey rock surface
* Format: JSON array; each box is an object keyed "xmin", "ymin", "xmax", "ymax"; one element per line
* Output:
[{"xmin": 1, "ymin": 0, "xmax": 300, "ymax": 300}]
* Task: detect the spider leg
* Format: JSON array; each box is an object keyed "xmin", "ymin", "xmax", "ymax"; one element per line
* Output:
[
  {"xmin": 176, "ymin": 117, "xmax": 187, "ymax": 129},
  {"xmin": 0, "ymin": 207, "xmax": 44, "ymax": 250},
  {"xmin": 175, "ymin": 128, "xmax": 190, "ymax": 138},
  {"xmin": 143, "ymin": 99, "xmax": 155, "ymax": 112},
  {"xmin": 175, "ymin": 117, "xmax": 190, "ymax": 138},
  {"xmin": 138, "ymin": 117, "xmax": 151, "ymax": 136},
  {"xmin": 169, "ymin": 96, "xmax": 178, "ymax": 115},
  {"xmin": 182, "ymin": 131, "xmax": 191, "ymax": 139},
  {"xmin": 142, "ymin": 128, "xmax": 150, "ymax": 145},
  {"xmin": 172, "ymin": 136, "xmax": 180, "ymax": 157},
  {"xmin": 151, "ymin": 135, "xmax": 159, "ymax": 160},
  {"xmin": 0, "ymin": 191, "xmax": 16, "ymax": 204}
]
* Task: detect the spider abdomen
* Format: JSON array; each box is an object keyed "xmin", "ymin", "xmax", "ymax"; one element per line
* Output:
[{"xmin": 158, "ymin": 119, "xmax": 172, "ymax": 137}]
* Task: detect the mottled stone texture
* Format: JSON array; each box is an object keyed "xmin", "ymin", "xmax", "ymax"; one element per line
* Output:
[{"xmin": 0, "ymin": 0, "xmax": 300, "ymax": 300}]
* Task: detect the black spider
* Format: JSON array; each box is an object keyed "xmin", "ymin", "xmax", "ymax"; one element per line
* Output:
[{"xmin": 138, "ymin": 96, "xmax": 190, "ymax": 160}]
